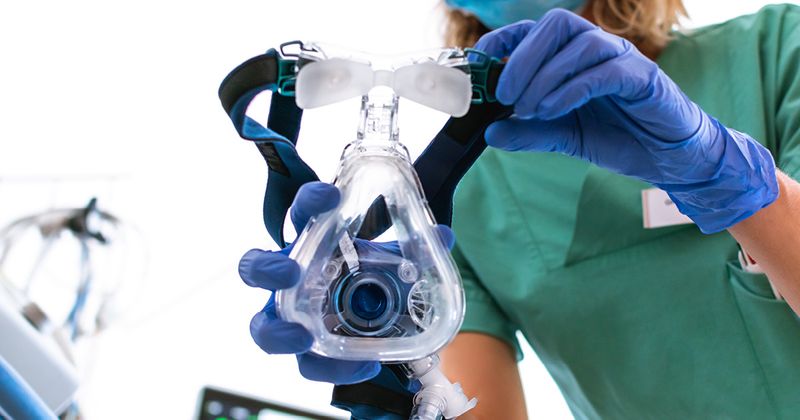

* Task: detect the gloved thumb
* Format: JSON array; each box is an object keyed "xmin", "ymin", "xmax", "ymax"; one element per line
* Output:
[{"xmin": 474, "ymin": 20, "xmax": 536, "ymax": 59}]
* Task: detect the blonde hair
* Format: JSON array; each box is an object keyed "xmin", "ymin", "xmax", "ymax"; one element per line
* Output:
[{"xmin": 443, "ymin": 0, "xmax": 687, "ymax": 57}]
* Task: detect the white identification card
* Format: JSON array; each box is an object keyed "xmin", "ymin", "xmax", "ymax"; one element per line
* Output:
[{"xmin": 641, "ymin": 188, "xmax": 694, "ymax": 229}]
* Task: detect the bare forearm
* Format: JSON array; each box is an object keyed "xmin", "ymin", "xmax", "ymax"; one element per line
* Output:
[
  {"xmin": 728, "ymin": 170, "xmax": 800, "ymax": 314},
  {"xmin": 441, "ymin": 333, "xmax": 528, "ymax": 419}
]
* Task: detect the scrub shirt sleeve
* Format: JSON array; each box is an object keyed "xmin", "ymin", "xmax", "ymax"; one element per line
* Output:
[
  {"xmin": 775, "ymin": 6, "xmax": 800, "ymax": 178},
  {"xmin": 452, "ymin": 244, "xmax": 523, "ymax": 360}
]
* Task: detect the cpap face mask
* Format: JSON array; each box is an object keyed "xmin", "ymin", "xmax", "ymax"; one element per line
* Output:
[
  {"xmin": 279, "ymin": 43, "xmax": 470, "ymax": 363},
  {"xmin": 285, "ymin": 43, "xmax": 474, "ymax": 419},
  {"xmin": 220, "ymin": 41, "xmax": 509, "ymax": 420}
]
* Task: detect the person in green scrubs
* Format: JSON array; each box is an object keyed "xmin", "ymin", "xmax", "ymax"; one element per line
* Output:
[
  {"xmin": 238, "ymin": 1, "xmax": 800, "ymax": 418},
  {"xmin": 437, "ymin": 1, "xmax": 800, "ymax": 418}
]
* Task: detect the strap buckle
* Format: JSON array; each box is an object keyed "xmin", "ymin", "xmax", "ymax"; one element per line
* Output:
[
  {"xmin": 276, "ymin": 40, "xmax": 330, "ymax": 96},
  {"xmin": 274, "ymin": 40, "xmax": 309, "ymax": 96},
  {"xmin": 466, "ymin": 48, "xmax": 504, "ymax": 104},
  {"xmin": 276, "ymin": 58, "xmax": 297, "ymax": 96}
]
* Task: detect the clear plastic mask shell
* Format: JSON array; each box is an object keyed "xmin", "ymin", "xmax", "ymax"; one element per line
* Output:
[{"xmin": 276, "ymin": 144, "xmax": 465, "ymax": 362}]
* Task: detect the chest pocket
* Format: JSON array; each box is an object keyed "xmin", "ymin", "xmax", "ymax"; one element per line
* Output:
[{"xmin": 564, "ymin": 165, "xmax": 693, "ymax": 266}]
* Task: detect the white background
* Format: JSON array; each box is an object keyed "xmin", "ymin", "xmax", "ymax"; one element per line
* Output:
[{"xmin": 0, "ymin": 1, "xmax": 796, "ymax": 419}]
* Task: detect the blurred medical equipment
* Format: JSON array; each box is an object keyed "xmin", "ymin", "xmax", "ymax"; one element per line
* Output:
[
  {"xmin": 0, "ymin": 295, "xmax": 67, "ymax": 419},
  {"xmin": 220, "ymin": 42, "xmax": 509, "ymax": 420},
  {"xmin": 196, "ymin": 386, "xmax": 343, "ymax": 420},
  {"xmin": 0, "ymin": 198, "xmax": 143, "ymax": 418}
]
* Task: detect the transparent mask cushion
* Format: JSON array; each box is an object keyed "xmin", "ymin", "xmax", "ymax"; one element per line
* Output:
[
  {"xmin": 295, "ymin": 58, "xmax": 472, "ymax": 117},
  {"xmin": 277, "ymin": 151, "xmax": 465, "ymax": 362}
]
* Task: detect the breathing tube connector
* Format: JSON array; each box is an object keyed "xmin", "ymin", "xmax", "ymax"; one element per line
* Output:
[
  {"xmin": 410, "ymin": 395, "xmax": 445, "ymax": 420},
  {"xmin": 404, "ymin": 356, "xmax": 477, "ymax": 420}
]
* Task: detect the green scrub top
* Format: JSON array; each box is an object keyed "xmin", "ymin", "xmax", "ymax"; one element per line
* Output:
[{"xmin": 452, "ymin": 4, "xmax": 800, "ymax": 419}]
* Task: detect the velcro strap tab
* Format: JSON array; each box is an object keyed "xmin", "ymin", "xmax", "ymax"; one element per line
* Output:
[{"xmin": 219, "ymin": 50, "xmax": 280, "ymax": 115}]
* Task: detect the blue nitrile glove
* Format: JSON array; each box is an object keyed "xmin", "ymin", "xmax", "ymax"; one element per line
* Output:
[
  {"xmin": 239, "ymin": 181, "xmax": 456, "ymax": 385},
  {"xmin": 477, "ymin": 9, "xmax": 779, "ymax": 233}
]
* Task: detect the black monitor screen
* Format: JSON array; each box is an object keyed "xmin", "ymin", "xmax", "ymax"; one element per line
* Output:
[{"xmin": 196, "ymin": 387, "xmax": 343, "ymax": 420}]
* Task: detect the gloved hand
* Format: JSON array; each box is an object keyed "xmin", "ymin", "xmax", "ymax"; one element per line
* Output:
[
  {"xmin": 477, "ymin": 9, "xmax": 779, "ymax": 233},
  {"xmin": 238, "ymin": 182, "xmax": 456, "ymax": 385}
]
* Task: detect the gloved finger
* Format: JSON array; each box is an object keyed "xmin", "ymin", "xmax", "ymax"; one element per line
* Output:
[
  {"xmin": 297, "ymin": 353, "xmax": 381, "ymax": 385},
  {"xmin": 250, "ymin": 310, "xmax": 313, "ymax": 354},
  {"xmin": 290, "ymin": 182, "xmax": 341, "ymax": 234},
  {"xmin": 514, "ymin": 28, "xmax": 626, "ymax": 118},
  {"xmin": 436, "ymin": 225, "xmax": 456, "ymax": 250},
  {"xmin": 239, "ymin": 248, "xmax": 300, "ymax": 290},
  {"xmin": 536, "ymin": 52, "xmax": 657, "ymax": 121},
  {"xmin": 497, "ymin": 9, "xmax": 596, "ymax": 106},
  {"xmin": 537, "ymin": 56, "xmax": 700, "ymax": 142},
  {"xmin": 485, "ymin": 115, "xmax": 580, "ymax": 155},
  {"xmin": 474, "ymin": 20, "xmax": 537, "ymax": 58}
]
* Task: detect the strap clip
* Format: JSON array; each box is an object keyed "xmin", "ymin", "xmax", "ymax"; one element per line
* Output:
[
  {"xmin": 466, "ymin": 48, "xmax": 504, "ymax": 104},
  {"xmin": 276, "ymin": 59, "xmax": 297, "ymax": 96},
  {"xmin": 275, "ymin": 40, "xmax": 306, "ymax": 96}
]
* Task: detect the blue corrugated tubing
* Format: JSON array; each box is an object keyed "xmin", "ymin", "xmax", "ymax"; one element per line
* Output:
[{"xmin": 0, "ymin": 354, "xmax": 56, "ymax": 419}]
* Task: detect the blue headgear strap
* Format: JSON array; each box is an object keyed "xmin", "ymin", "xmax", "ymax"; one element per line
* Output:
[{"xmin": 219, "ymin": 50, "xmax": 319, "ymax": 247}]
